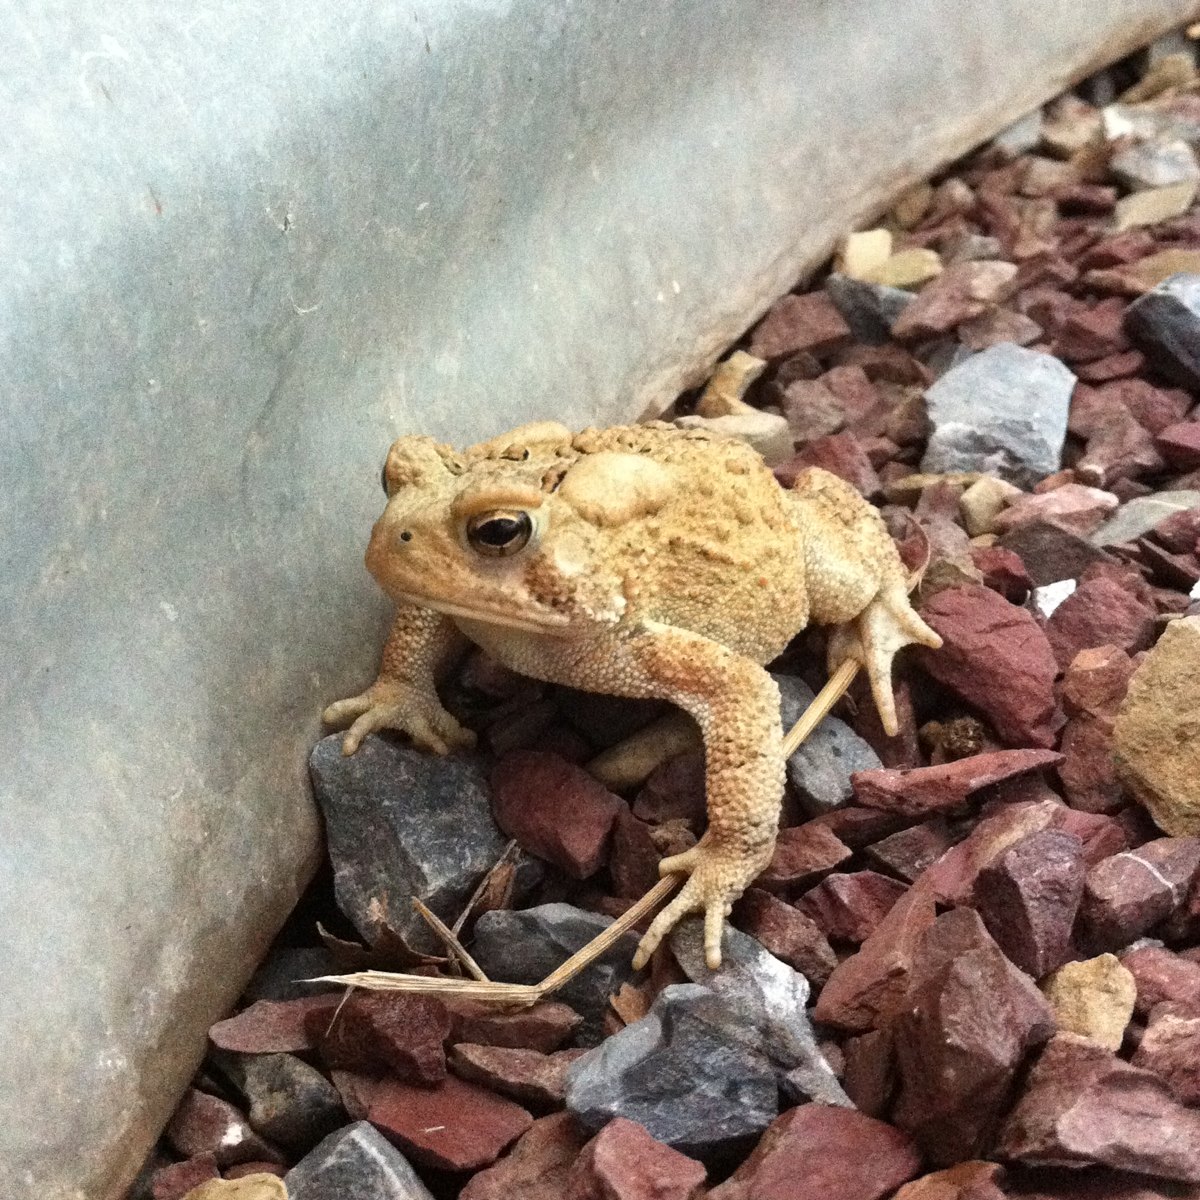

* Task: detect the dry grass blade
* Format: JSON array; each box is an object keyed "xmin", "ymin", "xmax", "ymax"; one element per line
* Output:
[
  {"xmin": 306, "ymin": 970, "xmax": 543, "ymax": 1005},
  {"xmin": 451, "ymin": 838, "xmax": 523, "ymax": 939},
  {"xmin": 412, "ymin": 898, "xmax": 490, "ymax": 982}
]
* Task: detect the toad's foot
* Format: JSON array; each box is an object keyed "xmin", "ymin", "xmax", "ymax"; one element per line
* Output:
[
  {"xmin": 827, "ymin": 579, "xmax": 941, "ymax": 737},
  {"xmin": 322, "ymin": 680, "xmax": 476, "ymax": 756},
  {"xmin": 632, "ymin": 836, "xmax": 770, "ymax": 971}
]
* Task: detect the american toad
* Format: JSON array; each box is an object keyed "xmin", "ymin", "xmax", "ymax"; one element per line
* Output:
[{"xmin": 325, "ymin": 421, "xmax": 940, "ymax": 967}]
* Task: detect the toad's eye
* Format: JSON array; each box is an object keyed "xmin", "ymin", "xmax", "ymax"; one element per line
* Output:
[
  {"xmin": 380, "ymin": 461, "xmax": 391, "ymax": 496},
  {"xmin": 465, "ymin": 509, "xmax": 533, "ymax": 557}
]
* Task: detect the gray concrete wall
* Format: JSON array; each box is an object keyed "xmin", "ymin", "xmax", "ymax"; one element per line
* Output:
[{"xmin": 3, "ymin": 2, "xmax": 1197, "ymax": 1196}]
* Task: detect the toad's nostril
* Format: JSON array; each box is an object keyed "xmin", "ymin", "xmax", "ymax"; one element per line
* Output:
[{"xmin": 399, "ymin": 530, "xmax": 413, "ymax": 542}]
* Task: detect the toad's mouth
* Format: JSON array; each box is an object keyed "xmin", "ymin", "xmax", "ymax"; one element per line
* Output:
[{"xmin": 394, "ymin": 590, "xmax": 573, "ymax": 634}]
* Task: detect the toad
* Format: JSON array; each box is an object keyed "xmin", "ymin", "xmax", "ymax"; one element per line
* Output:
[{"xmin": 325, "ymin": 421, "xmax": 940, "ymax": 968}]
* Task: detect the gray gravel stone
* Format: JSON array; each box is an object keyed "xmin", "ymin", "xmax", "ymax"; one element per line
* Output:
[
  {"xmin": 1125, "ymin": 273, "xmax": 1200, "ymax": 392},
  {"xmin": 565, "ymin": 983, "xmax": 778, "ymax": 1157},
  {"xmin": 776, "ymin": 674, "xmax": 882, "ymax": 815},
  {"xmin": 471, "ymin": 903, "xmax": 640, "ymax": 1044},
  {"xmin": 992, "ymin": 109, "xmax": 1044, "ymax": 157},
  {"xmin": 1111, "ymin": 139, "xmax": 1200, "ymax": 191},
  {"xmin": 670, "ymin": 917, "xmax": 850, "ymax": 1107},
  {"xmin": 920, "ymin": 344, "xmax": 1075, "ymax": 487},
  {"xmin": 825, "ymin": 273, "xmax": 915, "ymax": 344},
  {"xmin": 309, "ymin": 734, "xmax": 517, "ymax": 953},
  {"xmin": 286, "ymin": 1122, "xmax": 434, "ymax": 1200},
  {"xmin": 1091, "ymin": 490, "xmax": 1200, "ymax": 546},
  {"xmin": 217, "ymin": 1052, "xmax": 345, "ymax": 1153},
  {"xmin": 245, "ymin": 947, "xmax": 341, "ymax": 1002}
]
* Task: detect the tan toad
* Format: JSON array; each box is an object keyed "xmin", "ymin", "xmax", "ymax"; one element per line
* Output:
[{"xmin": 325, "ymin": 421, "xmax": 940, "ymax": 968}]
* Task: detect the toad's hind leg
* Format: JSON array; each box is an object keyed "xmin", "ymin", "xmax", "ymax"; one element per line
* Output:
[{"xmin": 789, "ymin": 468, "xmax": 941, "ymax": 737}]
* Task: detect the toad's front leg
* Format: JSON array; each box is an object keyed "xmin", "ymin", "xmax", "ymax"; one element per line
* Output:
[
  {"xmin": 323, "ymin": 601, "xmax": 475, "ymax": 756},
  {"xmin": 624, "ymin": 624, "xmax": 784, "ymax": 971}
]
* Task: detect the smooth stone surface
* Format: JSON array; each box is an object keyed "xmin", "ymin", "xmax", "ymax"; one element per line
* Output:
[
  {"xmin": 921, "ymin": 344, "xmax": 1076, "ymax": 487},
  {"xmin": 565, "ymin": 984, "xmax": 778, "ymax": 1158},
  {"xmin": 285, "ymin": 1122, "xmax": 433, "ymax": 1200},
  {"xmin": 6, "ymin": 3, "xmax": 1194, "ymax": 1196},
  {"xmin": 309, "ymin": 735, "xmax": 511, "ymax": 951},
  {"xmin": 471, "ymin": 904, "xmax": 641, "ymax": 1044}
]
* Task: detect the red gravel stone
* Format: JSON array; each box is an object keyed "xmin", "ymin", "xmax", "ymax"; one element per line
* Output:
[
  {"xmin": 1058, "ymin": 715, "xmax": 1123, "ymax": 814},
  {"xmin": 1105, "ymin": 379, "xmax": 1193, "ymax": 436},
  {"xmin": 609, "ymin": 810, "xmax": 666, "ymax": 899},
  {"xmin": 1074, "ymin": 349, "xmax": 1145, "ymax": 383},
  {"xmin": 998, "ymin": 521, "xmax": 1116, "ymax": 588},
  {"xmin": 922, "ymin": 799, "xmax": 1058, "ymax": 905},
  {"xmin": 565, "ymin": 1118, "xmax": 707, "ymax": 1200},
  {"xmin": 915, "ymin": 585, "xmax": 1061, "ymax": 747},
  {"xmin": 779, "ymin": 377, "xmax": 847, "ymax": 442},
  {"xmin": 1061, "ymin": 645, "xmax": 1136, "ymax": 719},
  {"xmin": 973, "ymin": 828, "xmax": 1086, "ymax": 977},
  {"xmin": 368, "ymin": 1073, "xmax": 533, "ymax": 1171},
  {"xmin": 970, "ymin": 544, "xmax": 1033, "ymax": 601},
  {"xmin": 893, "ymin": 909, "xmax": 1055, "ymax": 1163},
  {"xmin": 491, "ymin": 751, "xmax": 627, "ymax": 878},
  {"xmin": 1151, "ymin": 506, "xmax": 1200, "ymax": 553},
  {"xmin": 796, "ymin": 871, "xmax": 909, "ymax": 943},
  {"xmin": 779, "ymin": 432, "xmax": 881, "ymax": 497},
  {"xmin": 1053, "ymin": 808, "xmax": 1129, "ymax": 865},
  {"xmin": 998, "ymin": 1033, "xmax": 1200, "ymax": 1181},
  {"xmin": 707, "ymin": 1104, "xmax": 921, "ymax": 1200},
  {"xmin": 150, "ymin": 1155, "xmax": 219, "ymax": 1200},
  {"xmin": 209, "ymin": 996, "xmax": 338, "ymax": 1054},
  {"xmin": 992, "ymin": 485, "xmax": 1118, "ymax": 537},
  {"xmin": 866, "ymin": 819, "xmax": 957, "ymax": 883},
  {"xmin": 1132, "ymin": 1008, "xmax": 1200, "ymax": 1105},
  {"xmin": 460, "ymin": 1112, "xmax": 590, "ymax": 1200},
  {"xmin": 633, "ymin": 753, "xmax": 707, "ymax": 829},
  {"xmin": 164, "ymin": 1089, "xmax": 282, "ymax": 1168},
  {"xmin": 447, "ymin": 1000, "xmax": 581, "ymax": 1052},
  {"xmin": 1046, "ymin": 576, "xmax": 1157, "ymax": 671},
  {"xmin": 449, "ymin": 1043, "xmax": 587, "ymax": 1108},
  {"xmin": 1120, "ymin": 945, "xmax": 1200, "ymax": 1017},
  {"xmin": 890, "ymin": 260, "xmax": 1017, "ymax": 340},
  {"xmin": 1081, "ymin": 838, "xmax": 1200, "ymax": 950},
  {"xmin": 893, "ymin": 1162, "xmax": 1008, "ymax": 1200},
  {"xmin": 1076, "ymin": 410, "xmax": 1165, "ymax": 487},
  {"xmin": 1078, "ymin": 231, "xmax": 1156, "ymax": 270},
  {"xmin": 1053, "ymin": 299, "xmax": 1129, "ymax": 363},
  {"xmin": 328, "ymin": 1069, "xmax": 380, "ymax": 1121},
  {"xmin": 812, "ymin": 886, "xmax": 938, "ymax": 1033},
  {"xmin": 841, "ymin": 1027, "xmax": 896, "ymax": 1118},
  {"xmin": 733, "ymin": 887, "xmax": 838, "ymax": 985},
  {"xmin": 314, "ymin": 993, "xmax": 449, "ymax": 1084},
  {"xmin": 822, "ymin": 365, "xmax": 887, "ymax": 427},
  {"xmin": 758, "ymin": 822, "xmax": 853, "ymax": 889},
  {"xmin": 749, "ymin": 292, "xmax": 853, "ymax": 360},
  {"xmin": 1157, "ymin": 422, "xmax": 1200, "ymax": 469},
  {"xmin": 851, "ymin": 749, "xmax": 1063, "ymax": 818},
  {"xmin": 807, "ymin": 806, "xmax": 908, "ymax": 849}
]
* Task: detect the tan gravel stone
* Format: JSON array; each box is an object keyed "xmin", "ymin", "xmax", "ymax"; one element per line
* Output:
[{"xmin": 1041, "ymin": 954, "xmax": 1136, "ymax": 1050}]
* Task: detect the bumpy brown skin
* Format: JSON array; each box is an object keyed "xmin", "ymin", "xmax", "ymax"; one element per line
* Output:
[{"xmin": 324, "ymin": 421, "xmax": 941, "ymax": 969}]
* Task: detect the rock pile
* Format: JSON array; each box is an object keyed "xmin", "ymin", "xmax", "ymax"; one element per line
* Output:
[{"xmin": 137, "ymin": 36, "xmax": 1200, "ymax": 1200}]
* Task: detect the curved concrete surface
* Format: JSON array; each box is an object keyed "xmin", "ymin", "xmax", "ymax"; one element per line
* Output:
[{"xmin": 2, "ymin": 1, "xmax": 1197, "ymax": 1195}]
